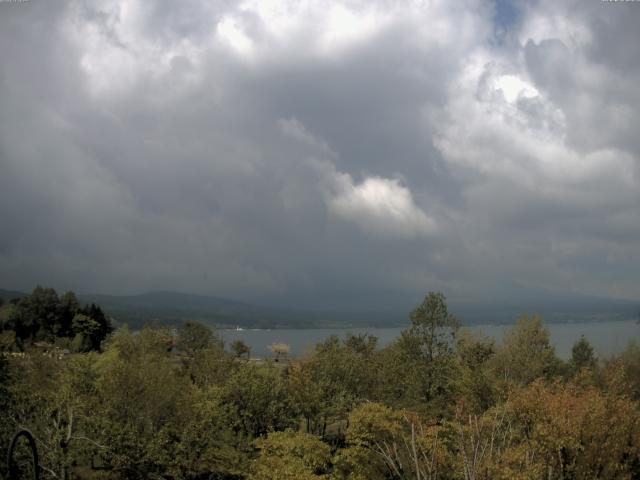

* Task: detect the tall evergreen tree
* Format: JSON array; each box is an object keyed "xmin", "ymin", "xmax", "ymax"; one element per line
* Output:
[{"xmin": 399, "ymin": 292, "xmax": 459, "ymax": 412}]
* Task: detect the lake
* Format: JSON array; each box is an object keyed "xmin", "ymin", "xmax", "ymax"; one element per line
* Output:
[{"xmin": 221, "ymin": 320, "xmax": 640, "ymax": 359}]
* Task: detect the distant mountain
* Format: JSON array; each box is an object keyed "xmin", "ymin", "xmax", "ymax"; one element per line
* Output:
[
  {"xmin": 2, "ymin": 287, "xmax": 638, "ymax": 329},
  {"xmin": 0, "ymin": 288, "xmax": 27, "ymax": 302},
  {"xmin": 77, "ymin": 289, "xmax": 640, "ymax": 329},
  {"xmin": 452, "ymin": 288, "xmax": 639, "ymax": 325},
  {"xmin": 0, "ymin": 288, "xmax": 400, "ymax": 329},
  {"xmin": 76, "ymin": 291, "xmax": 402, "ymax": 330},
  {"xmin": 78, "ymin": 291, "xmax": 285, "ymax": 329}
]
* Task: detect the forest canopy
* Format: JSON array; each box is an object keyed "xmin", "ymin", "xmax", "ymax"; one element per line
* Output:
[
  {"xmin": 2, "ymin": 291, "xmax": 640, "ymax": 479},
  {"xmin": 0, "ymin": 286, "xmax": 112, "ymax": 353}
]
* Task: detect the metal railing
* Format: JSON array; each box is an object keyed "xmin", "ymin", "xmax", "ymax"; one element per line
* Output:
[{"xmin": 6, "ymin": 429, "xmax": 39, "ymax": 480}]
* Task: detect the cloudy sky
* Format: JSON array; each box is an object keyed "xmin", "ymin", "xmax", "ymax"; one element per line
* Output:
[{"xmin": 1, "ymin": 0, "xmax": 639, "ymax": 310}]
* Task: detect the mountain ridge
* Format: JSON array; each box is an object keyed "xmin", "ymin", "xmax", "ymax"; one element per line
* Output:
[{"xmin": 1, "ymin": 288, "xmax": 637, "ymax": 329}]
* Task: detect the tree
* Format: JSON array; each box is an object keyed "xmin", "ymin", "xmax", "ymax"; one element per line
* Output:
[
  {"xmin": 71, "ymin": 314, "xmax": 102, "ymax": 352},
  {"xmin": 491, "ymin": 315, "xmax": 561, "ymax": 388},
  {"xmin": 184, "ymin": 345, "xmax": 237, "ymax": 388},
  {"xmin": 456, "ymin": 329, "xmax": 496, "ymax": 413},
  {"xmin": 0, "ymin": 330, "xmax": 18, "ymax": 352},
  {"xmin": 0, "ymin": 354, "xmax": 14, "ymax": 478},
  {"xmin": 8, "ymin": 353, "xmax": 103, "ymax": 480},
  {"xmin": 176, "ymin": 320, "xmax": 219, "ymax": 355},
  {"xmin": 56, "ymin": 291, "xmax": 79, "ymax": 338},
  {"xmin": 268, "ymin": 342, "xmax": 291, "ymax": 362},
  {"xmin": 0, "ymin": 303, "xmax": 21, "ymax": 351},
  {"xmin": 406, "ymin": 292, "xmax": 459, "ymax": 362},
  {"xmin": 570, "ymin": 335, "xmax": 597, "ymax": 374},
  {"xmin": 94, "ymin": 327, "xmax": 196, "ymax": 478},
  {"xmin": 221, "ymin": 363, "xmax": 298, "ymax": 438},
  {"xmin": 454, "ymin": 404, "xmax": 511, "ymax": 480},
  {"xmin": 397, "ymin": 292, "xmax": 460, "ymax": 412},
  {"xmin": 608, "ymin": 340, "xmax": 640, "ymax": 400},
  {"xmin": 250, "ymin": 430, "xmax": 331, "ymax": 480},
  {"xmin": 158, "ymin": 392, "xmax": 248, "ymax": 479},
  {"xmin": 0, "ymin": 288, "xmax": 111, "ymax": 350},
  {"xmin": 495, "ymin": 380, "xmax": 640, "ymax": 478},
  {"xmin": 290, "ymin": 334, "xmax": 378, "ymax": 436},
  {"xmin": 77, "ymin": 303, "xmax": 112, "ymax": 350},
  {"xmin": 374, "ymin": 339, "xmax": 424, "ymax": 407},
  {"xmin": 341, "ymin": 402, "xmax": 454, "ymax": 480},
  {"xmin": 230, "ymin": 339, "xmax": 251, "ymax": 359},
  {"xmin": 15, "ymin": 286, "xmax": 61, "ymax": 341},
  {"xmin": 344, "ymin": 332, "xmax": 378, "ymax": 356}
]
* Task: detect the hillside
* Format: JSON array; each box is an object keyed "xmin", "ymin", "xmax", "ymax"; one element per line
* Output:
[
  {"xmin": 0, "ymin": 288, "xmax": 27, "ymax": 302},
  {"xmin": 76, "ymin": 291, "xmax": 403, "ymax": 329},
  {"xmin": 2, "ymin": 288, "xmax": 637, "ymax": 329}
]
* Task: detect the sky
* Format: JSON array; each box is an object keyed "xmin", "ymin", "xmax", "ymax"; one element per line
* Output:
[{"xmin": 1, "ymin": 0, "xmax": 639, "ymax": 311}]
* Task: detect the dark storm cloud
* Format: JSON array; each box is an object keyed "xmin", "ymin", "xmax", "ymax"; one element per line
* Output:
[{"xmin": 1, "ymin": 0, "xmax": 639, "ymax": 310}]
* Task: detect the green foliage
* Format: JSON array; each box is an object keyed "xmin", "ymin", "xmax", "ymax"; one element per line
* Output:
[
  {"xmin": 394, "ymin": 292, "xmax": 461, "ymax": 413},
  {"xmin": 346, "ymin": 402, "xmax": 403, "ymax": 446},
  {"xmin": 177, "ymin": 320, "xmax": 221, "ymax": 355},
  {"xmin": 332, "ymin": 445, "xmax": 384, "ymax": 480},
  {"xmin": 497, "ymin": 380, "xmax": 640, "ymax": 479},
  {"xmin": 57, "ymin": 291, "xmax": 80, "ymax": 337},
  {"xmin": 222, "ymin": 362, "xmax": 298, "ymax": 439},
  {"xmin": 250, "ymin": 430, "xmax": 331, "ymax": 480},
  {"xmin": 184, "ymin": 345, "xmax": 238, "ymax": 388},
  {"xmin": 231, "ymin": 339, "xmax": 251, "ymax": 358},
  {"xmin": 289, "ymin": 334, "xmax": 378, "ymax": 437},
  {"xmin": 491, "ymin": 314, "xmax": 562, "ymax": 388},
  {"xmin": 0, "ymin": 286, "xmax": 112, "ymax": 351},
  {"xmin": 609, "ymin": 340, "xmax": 640, "ymax": 400},
  {"xmin": 343, "ymin": 332, "xmax": 378, "ymax": 356},
  {"xmin": 407, "ymin": 292, "xmax": 459, "ymax": 356},
  {"xmin": 71, "ymin": 314, "xmax": 102, "ymax": 352},
  {"xmin": 0, "ymin": 328, "xmax": 20, "ymax": 351},
  {"xmin": 90, "ymin": 327, "xmax": 247, "ymax": 479},
  {"xmin": 0, "ymin": 302, "xmax": 18, "ymax": 329},
  {"xmin": 97, "ymin": 329, "xmax": 190, "ymax": 428},
  {"xmin": 268, "ymin": 342, "xmax": 291, "ymax": 361},
  {"xmin": 3, "ymin": 289, "xmax": 640, "ymax": 480},
  {"xmin": 456, "ymin": 329, "xmax": 496, "ymax": 413},
  {"xmin": 569, "ymin": 335, "xmax": 597, "ymax": 374},
  {"xmin": 6, "ymin": 352, "xmax": 101, "ymax": 479},
  {"xmin": 147, "ymin": 392, "xmax": 248, "ymax": 480},
  {"xmin": 343, "ymin": 402, "xmax": 455, "ymax": 480},
  {"xmin": 21, "ymin": 286, "xmax": 61, "ymax": 340},
  {"xmin": 0, "ymin": 354, "xmax": 14, "ymax": 478},
  {"xmin": 78, "ymin": 302, "xmax": 113, "ymax": 347}
]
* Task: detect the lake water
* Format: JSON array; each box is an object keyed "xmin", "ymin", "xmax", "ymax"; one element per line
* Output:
[{"xmin": 221, "ymin": 320, "xmax": 640, "ymax": 359}]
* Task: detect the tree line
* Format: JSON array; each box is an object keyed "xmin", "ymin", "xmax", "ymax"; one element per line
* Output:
[
  {"xmin": 0, "ymin": 286, "xmax": 113, "ymax": 352},
  {"xmin": 2, "ymin": 291, "xmax": 640, "ymax": 479}
]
